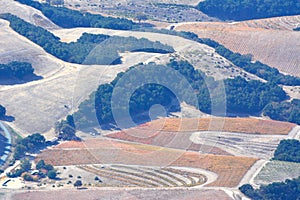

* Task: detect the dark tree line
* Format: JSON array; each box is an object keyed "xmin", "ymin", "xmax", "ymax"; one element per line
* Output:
[
  {"xmin": 294, "ymin": 27, "xmax": 300, "ymax": 31},
  {"xmin": 138, "ymin": 28, "xmax": 300, "ymax": 86},
  {"xmin": 197, "ymin": 0, "xmax": 300, "ymax": 21},
  {"xmin": 263, "ymin": 99, "xmax": 300, "ymax": 125},
  {"xmin": 0, "ymin": 105, "xmax": 6, "ymax": 118},
  {"xmin": 0, "ymin": 14, "xmax": 173, "ymax": 65},
  {"xmin": 240, "ymin": 177, "xmax": 300, "ymax": 200},
  {"xmin": 273, "ymin": 139, "xmax": 300, "ymax": 163},
  {"xmin": 0, "ymin": 62, "xmax": 35, "ymax": 80},
  {"xmin": 16, "ymin": 0, "xmax": 137, "ymax": 30},
  {"xmin": 224, "ymin": 77, "xmax": 287, "ymax": 115},
  {"xmin": 74, "ymin": 60, "xmax": 287, "ymax": 129}
]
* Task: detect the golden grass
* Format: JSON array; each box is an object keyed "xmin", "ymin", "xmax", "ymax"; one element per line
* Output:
[{"xmin": 140, "ymin": 117, "xmax": 295, "ymax": 135}]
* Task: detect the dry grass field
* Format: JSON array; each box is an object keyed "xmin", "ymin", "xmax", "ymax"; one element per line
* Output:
[
  {"xmin": 36, "ymin": 138, "xmax": 258, "ymax": 187},
  {"xmin": 175, "ymin": 19, "xmax": 300, "ymax": 77},
  {"xmin": 0, "ymin": 0, "xmax": 58, "ymax": 30}
]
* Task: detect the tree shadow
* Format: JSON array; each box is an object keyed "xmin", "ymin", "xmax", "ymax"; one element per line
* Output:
[
  {"xmin": 0, "ymin": 74, "xmax": 43, "ymax": 85},
  {"xmin": 0, "ymin": 115, "xmax": 15, "ymax": 122}
]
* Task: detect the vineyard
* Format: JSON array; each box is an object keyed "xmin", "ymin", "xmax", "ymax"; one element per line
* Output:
[
  {"xmin": 133, "ymin": 117, "xmax": 295, "ymax": 134},
  {"xmin": 254, "ymin": 160, "xmax": 300, "ymax": 185},
  {"xmin": 36, "ymin": 138, "xmax": 257, "ymax": 187},
  {"xmin": 241, "ymin": 15, "xmax": 300, "ymax": 31},
  {"xmin": 176, "ymin": 19, "xmax": 300, "ymax": 77},
  {"xmin": 77, "ymin": 164, "xmax": 208, "ymax": 187}
]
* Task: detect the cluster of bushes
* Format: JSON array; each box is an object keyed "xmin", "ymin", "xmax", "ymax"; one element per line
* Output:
[
  {"xmin": 197, "ymin": 0, "xmax": 300, "ymax": 21},
  {"xmin": 7, "ymin": 159, "xmax": 56, "ymax": 180},
  {"xmin": 36, "ymin": 160, "xmax": 57, "ymax": 179},
  {"xmin": 0, "ymin": 14, "xmax": 173, "ymax": 65},
  {"xmin": 263, "ymin": 99, "xmax": 300, "ymax": 124},
  {"xmin": 273, "ymin": 139, "xmax": 300, "ymax": 163},
  {"xmin": 7, "ymin": 159, "xmax": 31, "ymax": 178},
  {"xmin": 240, "ymin": 177, "xmax": 300, "ymax": 200},
  {"xmin": 74, "ymin": 60, "xmax": 287, "ymax": 129},
  {"xmin": 14, "ymin": 133, "xmax": 46, "ymax": 159},
  {"xmin": 16, "ymin": 0, "xmax": 137, "ymax": 30},
  {"xmin": 0, "ymin": 61, "xmax": 35, "ymax": 80}
]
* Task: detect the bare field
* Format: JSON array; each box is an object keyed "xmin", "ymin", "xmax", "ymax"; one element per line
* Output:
[
  {"xmin": 11, "ymin": 188, "xmax": 231, "ymax": 200},
  {"xmin": 175, "ymin": 21, "xmax": 300, "ymax": 77},
  {"xmin": 36, "ymin": 138, "xmax": 257, "ymax": 187},
  {"xmin": 138, "ymin": 117, "xmax": 295, "ymax": 135}
]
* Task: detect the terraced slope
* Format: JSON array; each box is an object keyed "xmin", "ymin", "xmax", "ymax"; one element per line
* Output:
[
  {"xmin": 78, "ymin": 164, "xmax": 208, "ymax": 187},
  {"xmin": 36, "ymin": 138, "xmax": 258, "ymax": 187}
]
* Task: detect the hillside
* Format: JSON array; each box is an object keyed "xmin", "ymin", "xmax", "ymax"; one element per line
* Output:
[
  {"xmin": 175, "ymin": 19, "xmax": 300, "ymax": 77},
  {"xmin": 1, "ymin": 1, "xmax": 300, "ymax": 200}
]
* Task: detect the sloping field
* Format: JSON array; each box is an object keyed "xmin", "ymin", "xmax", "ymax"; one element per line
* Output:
[
  {"xmin": 107, "ymin": 118, "xmax": 296, "ymax": 158},
  {"xmin": 107, "ymin": 130, "xmax": 232, "ymax": 155},
  {"xmin": 36, "ymin": 138, "xmax": 257, "ymax": 187},
  {"xmin": 11, "ymin": 188, "xmax": 231, "ymax": 200},
  {"xmin": 53, "ymin": 27, "xmax": 264, "ymax": 81},
  {"xmin": 0, "ymin": 0, "xmax": 58, "ymax": 30},
  {"xmin": 240, "ymin": 15, "xmax": 300, "ymax": 31},
  {"xmin": 135, "ymin": 117, "xmax": 295, "ymax": 135},
  {"xmin": 0, "ymin": 16, "xmax": 168, "ymax": 136},
  {"xmin": 78, "ymin": 164, "xmax": 208, "ymax": 187},
  {"xmin": 175, "ymin": 21, "xmax": 300, "ymax": 77}
]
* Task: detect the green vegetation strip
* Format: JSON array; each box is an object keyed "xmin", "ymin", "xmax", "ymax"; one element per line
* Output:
[
  {"xmin": 16, "ymin": 0, "xmax": 137, "ymax": 30},
  {"xmin": 197, "ymin": 0, "xmax": 300, "ymax": 21},
  {"xmin": 0, "ymin": 14, "xmax": 173, "ymax": 65}
]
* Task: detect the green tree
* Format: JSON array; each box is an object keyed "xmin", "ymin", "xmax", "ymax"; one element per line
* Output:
[
  {"xmin": 47, "ymin": 170, "xmax": 57, "ymax": 179},
  {"xmin": 20, "ymin": 159, "xmax": 31, "ymax": 172},
  {"xmin": 136, "ymin": 13, "xmax": 147, "ymax": 23},
  {"xmin": 74, "ymin": 180, "xmax": 82, "ymax": 188},
  {"xmin": 36, "ymin": 160, "xmax": 45, "ymax": 170},
  {"xmin": 14, "ymin": 144, "xmax": 27, "ymax": 159},
  {"xmin": 23, "ymin": 173, "xmax": 34, "ymax": 181}
]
